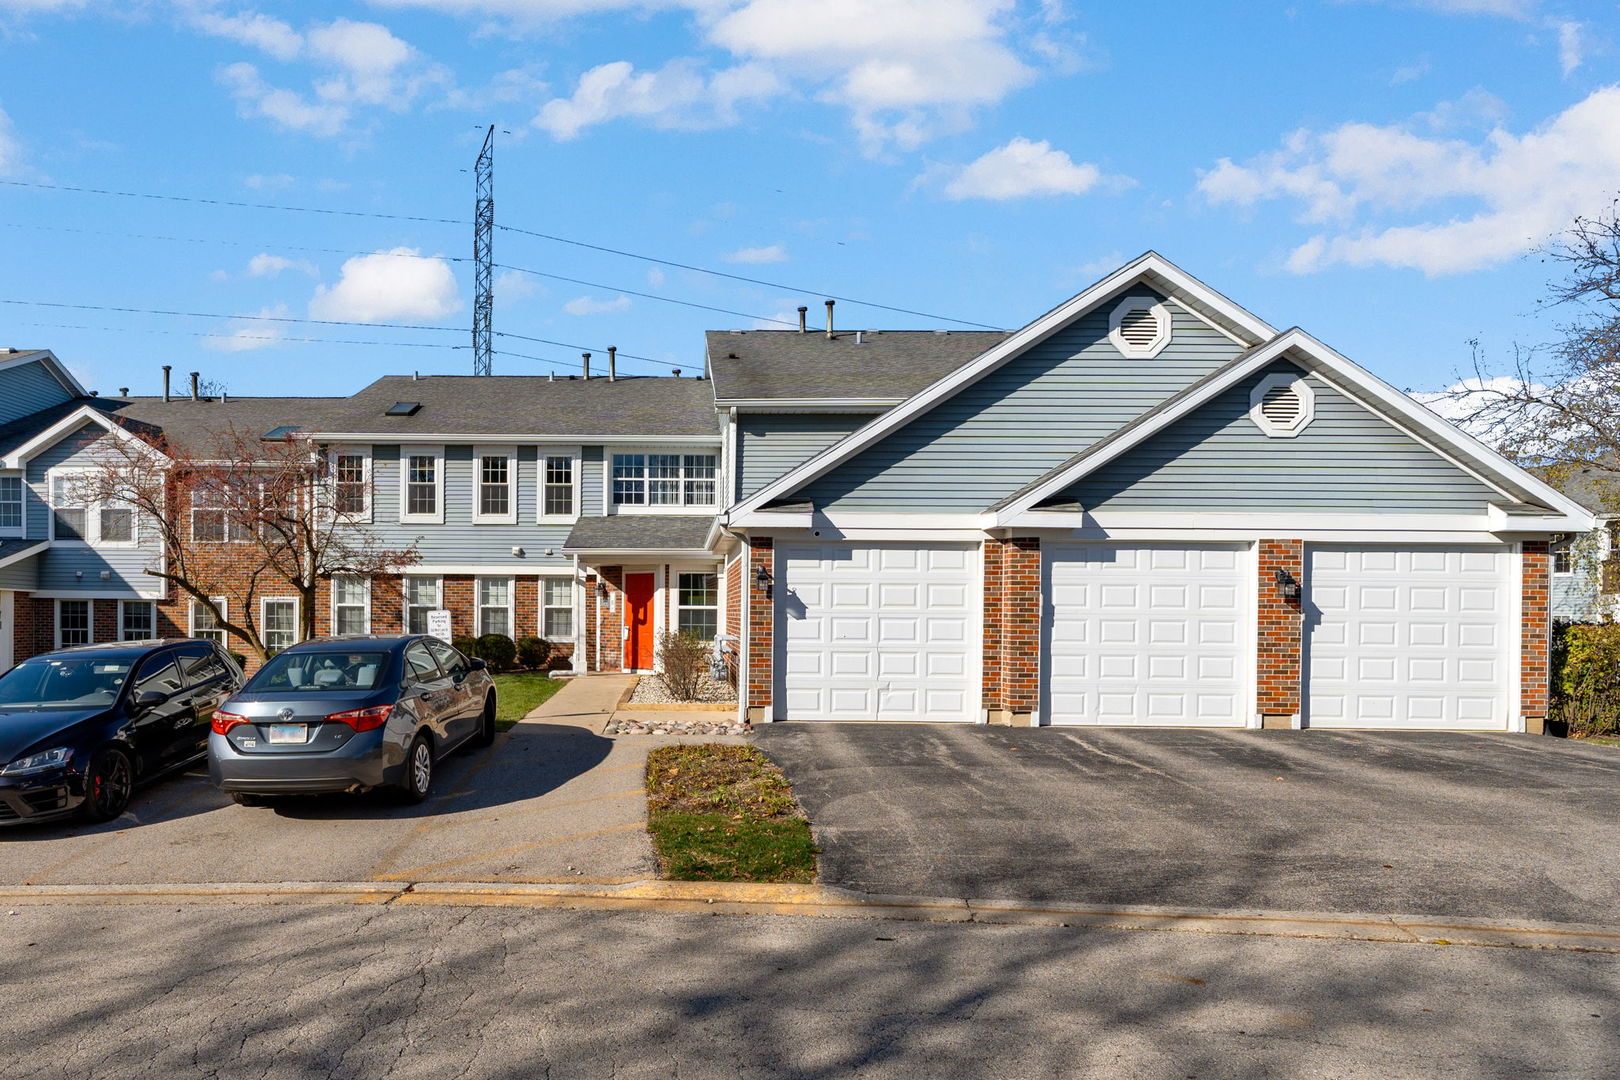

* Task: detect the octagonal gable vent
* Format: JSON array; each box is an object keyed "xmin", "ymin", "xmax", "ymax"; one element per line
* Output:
[
  {"xmin": 1108, "ymin": 298, "xmax": 1171, "ymax": 358},
  {"xmin": 1249, "ymin": 373, "xmax": 1315, "ymax": 438}
]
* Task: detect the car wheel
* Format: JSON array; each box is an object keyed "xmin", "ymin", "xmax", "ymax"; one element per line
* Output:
[
  {"xmin": 397, "ymin": 735, "xmax": 434, "ymax": 804},
  {"xmin": 231, "ymin": 792, "xmax": 270, "ymax": 807},
  {"xmin": 79, "ymin": 746, "xmax": 134, "ymax": 823},
  {"xmin": 471, "ymin": 695, "xmax": 497, "ymax": 748}
]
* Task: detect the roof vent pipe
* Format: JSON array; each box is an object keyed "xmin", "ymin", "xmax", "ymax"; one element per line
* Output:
[
  {"xmin": 608, "ymin": 345, "xmax": 617, "ymax": 382},
  {"xmin": 118, "ymin": 387, "xmax": 129, "ymax": 397},
  {"xmin": 824, "ymin": 299, "xmax": 835, "ymax": 340},
  {"xmin": 412, "ymin": 371, "xmax": 419, "ymax": 381},
  {"xmin": 161, "ymin": 365, "xmax": 172, "ymax": 403},
  {"xmin": 582, "ymin": 352, "xmax": 591, "ymax": 379},
  {"xmin": 189, "ymin": 372, "xmax": 200, "ymax": 400},
  {"xmin": 548, "ymin": 370, "xmax": 555, "ymax": 382},
  {"xmin": 672, "ymin": 368, "xmax": 682, "ymax": 378},
  {"xmin": 797, "ymin": 306, "xmax": 808, "ymax": 333},
  {"xmin": 855, "ymin": 331, "xmax": 864, "ymax": 345}
]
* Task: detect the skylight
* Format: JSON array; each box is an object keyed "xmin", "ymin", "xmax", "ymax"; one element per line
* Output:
[{"xmin": 386, "ymin": 402, "xmax": 422, "ymax": 416}]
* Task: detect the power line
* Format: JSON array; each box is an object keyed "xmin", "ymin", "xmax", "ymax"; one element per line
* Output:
[
  {"xmin": 0, "ymin": 221, "xmax": 469, "ymax": 263},
  {"xmin": 0, "ymin": 178, "xmax": 461, "ymax": 226},
  {"xmin": 493, "ymin": 330, "xmax": 684, "ymax": 370},
  {"xmin": 9, "ymin": 319, "xmax": 463, "ymax": 350},
  {"xmin": 0, "ymin": 297, "xmax": 465, "ymax": 334},
  {"xmin": 496, "ymin": 262, "xmax": 797, "ymax": 327}
]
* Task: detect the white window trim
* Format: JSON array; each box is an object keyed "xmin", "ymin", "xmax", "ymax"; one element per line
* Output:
[
  {"xmin": 118, "ymin": 599, "xmax": 155, "ymax": 642},
  {"xmin": 608, "ymin": 447, "xmax": 722, "ymax": 516},
  {"xmin": 190, "ymin": 479, "xmax": 254, "ymax": 544},
  {"xmin": 1108, "ymin": 297, "xmax": 1172, "ymax": 358},
  {"xmin": 472, "ymin": 446, "xmax": 519, "ymax": 525},
  {"xmin": 403, "ymin": 574, "xmax": 443, "ymax": 635},
  {"xmin": 672, "ymin": 566, "xmax": 720, "ymax": 640},
  {"xmin": 330, "ymin": 448, "xmax": 373, "ymax": 524},
  {"xmin": 399, "ymin": 446, "xmax": 445, "ymax": 525},
  {"xmin": 189, "ymin": 596, "xmax": 229, "ymax": 642},
  {"xmin": 47, "ymin": 466, "xmax": 138, "ymax": 547},
  {"xmin": 0, "ymin": 472, "xmax": 23, "ymax": 538},
  {"xmin": 476, "ymin": 575, "xmax": 515, "ymax": 637},
  {"xmin": 1249, "ymin": 372, "xmax": 1316, "ymax": 439},
  {"xmin": 330, "ymin": 575, "xmax": 372, "ymax": 636},
  {"xmin": 540, "ymin": 574, "xmax": 575, "ymax": 640},
  {"xmin": 55, "ymin": 598, "xmax": 92, "ymax": 649},
  {"xmin": 538, "ymin": 447, "xmax": 581, "ymax": 524},
  {"xmin": 261, "ymin": 596, "xmax": 301, "ymax": 653}
]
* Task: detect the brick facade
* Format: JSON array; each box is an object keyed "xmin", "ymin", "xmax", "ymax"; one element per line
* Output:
[
  {"xmin": 582, "ymin": 566, "xmax": 625, "ymax": 673},
  {"xmin": 1256, "ymin": 539, "xmax": 1305, "ymax": 725},
  {"xmin": 982, "ymin": 535, "xmax": 1040, "ymax": 724},
  {"xmin": 745, "ymin": 537, "xmax": 773, "ymax": 720},
  {"xmin": 1520, "ymin": 540, "xmax": 1551, "ymax": 731}
]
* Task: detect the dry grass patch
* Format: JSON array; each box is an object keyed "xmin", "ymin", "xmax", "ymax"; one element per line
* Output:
[{"xmin": 645, "ymin": 745, "xmax": 817, "ymax": 883}]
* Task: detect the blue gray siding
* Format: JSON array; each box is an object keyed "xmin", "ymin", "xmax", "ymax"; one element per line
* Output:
[
  {"xmin": 1553, "ymin": 569, "xmax": 1603, "ymax": 621},
  {"xmin": 736, "ymin": 414, "xmax": 871, "ymax": 500},
  {"xmin": 0, "ymin": 359, "xmax": 73, "ymax": 426},
  {"xmin": 0, "ymin": 554, "xmax": 38, "ymax": 590},
  {"xmin": 581, "ymin": 446, "xmax": 604, "ymax": 517},
  {"xmin": 1066, "ymin": 362, "xmax": 1505, "ymax": 513},
  {"xmin": 27, "ymin": 423, "xmax": 163, "ymax": 596},
  {"xmin": 797, "ymin": 292, "xmax": 1243, "ymax": 512}
]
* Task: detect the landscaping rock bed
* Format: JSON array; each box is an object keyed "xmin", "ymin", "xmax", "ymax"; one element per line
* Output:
[
  {"xmin": 605, "ymin": 717, "xmax": 752, "ymax": 737},
  {"xmin": 628, "ymin": 675, "xmax": 738, "ymax": 706}
]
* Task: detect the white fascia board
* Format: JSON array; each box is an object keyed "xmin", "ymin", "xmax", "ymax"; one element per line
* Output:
[
  {"xmin": 726, "ymin": 509, "xmax": 994, "ymax": 530},
  {"xmin": 1, "ymin": 405, "xmax": 167, "ymax": 469},
  {"xmin": 404, "ymin": 563, "xmax": 574, "ymax": 576},
  {"xmin": 314, "ymin": 432, "xmax": 721, "ymax": 445},
  {"xmin": 751, "ymin": 527, "xmax": 994, "ymax": 542},
  {"xmin": 0, "ymin": 539, "xmax": 48, "ymax": 570},
  {"xmin": 729, "ymin": 252, "xmax": 1277, "ymax": 519},
  {"xmin": 0, "ymin": 349, "xmax": 86, "ymax": 397},
  {"xmin": 563, "ymin": 548, "xmax": 720, "ymax": 560},
  {"xmin": 1485, "ymin": 503, "xmax": 1593, "ymax": 533},
  {"xmin": 717, "ymin": 398, "xmax": 900, "ymax": 412}
]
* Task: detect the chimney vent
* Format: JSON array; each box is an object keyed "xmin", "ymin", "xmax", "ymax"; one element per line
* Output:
[
  {"xmin": 608, "ymin": 345, "xmax": 617, "ymax": 382},
  {"xmin": 797, "ymin": 306, "xmax": 808, "ymax": 333},
  {"xmin": 582, "ymin": 352, "xmax": 592, "ymax": 379},
  {"xmin": 855, "ymin": 331, "xmax": 864, "ymax": 345},
  {"xmin": 88, "ymin": 390, "xmax": 98, "ymax": 397},
  {"xmin": 672, "ymin": 368, "xmax": 682, "ymax": 377},
  {"xmin": 118, "ymin": 387, "xmax": 129, "ymax": 397},
  {"xmin": 161, "ymin": 365, "xmax": 172, "ymax": 403},
  {"xmin": 189, "ymin": 372, "xmax": 200, "ymax": 400},
  {"xmin": 824, "ymin": 299, "xmax": 835, "ymax": 340}
]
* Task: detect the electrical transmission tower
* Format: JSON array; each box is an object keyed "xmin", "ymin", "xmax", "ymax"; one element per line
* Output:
[{"xmin": 472, "ymin": 124, "xmax": 494, "ymax": 376}]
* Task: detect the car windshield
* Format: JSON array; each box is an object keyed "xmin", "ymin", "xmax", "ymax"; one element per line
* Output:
[
  {"xmin": 0, "ymin": 657, "xmax": 135, "ymax": 711},
  {"xmin": 245, "ymin": 651, "xmax": 390, "ymax": 693}
]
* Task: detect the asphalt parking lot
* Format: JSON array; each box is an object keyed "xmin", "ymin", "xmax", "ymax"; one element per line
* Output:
[{"xmin": 756, "ymin": 725, "xmax": 1620, "ymax": 923}]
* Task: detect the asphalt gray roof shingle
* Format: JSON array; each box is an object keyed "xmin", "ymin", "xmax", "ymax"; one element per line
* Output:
[
  {"xmin": 706, "ymin": 330, "xmax": 1009, "ymax": 402},
  {"xmin": 563, "ymin": 515, "xmax": 714, "ymax": 552},
  {"xmin": 0, "ymin": 538, "xmax": 47, "ymax": 564}
]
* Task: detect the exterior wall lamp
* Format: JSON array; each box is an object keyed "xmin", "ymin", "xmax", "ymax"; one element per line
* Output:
[
  {"xmin": 594, "ymin": 581, "xmax": 607, "ymax": 598},
  {"xmin": 755, "ymin": 564, "xmax": 773, "ymax": 599},
  {"xmin": 1273, "ymin": 568, "xmax": 1300, "ymax": 599}
]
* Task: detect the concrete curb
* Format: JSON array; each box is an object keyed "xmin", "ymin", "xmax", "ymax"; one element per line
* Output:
[{"xmin": 3, "ymin": 879, "xmax": 1619, "ymax": 952}]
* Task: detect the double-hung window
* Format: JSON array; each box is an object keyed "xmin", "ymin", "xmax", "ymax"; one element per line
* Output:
[
  {"xmin": 191, "ymin": 478, "xmax": 251, "ymax": 542},
  {"xmin": 0, "ymin": 475, "xmax": 21, "ymax": 534},
  {"xmin": 401, "ymin": 450, "xmax": 443, "ymax": 523},
  {"xmin": 50, "ymin": 470, "xmax": 133, "ymax": 544},
  {"xmin": 190, "ymin": 599, "xmax": 227, "ymax": 645},
  {"xmin": 676, "ymin": 572, "xmax": 719, "ymax": 640},
  {"xmin": 610, "ymin": 452, "xmax": 719, "ymax": 510},
  {"xmin": 332, "ymin": 575, "xmax": 370, "ymax": 635},
  {"xmin": 475, "ymin": 452, "xmax": 515, "ymax": 523},
  {"xmin": 404, "ymin": 575, "xmax": 441, "ymax": 635},
  {"xmin": 1552, "ymin": 538, "xmax": 1574, "ymax": 576},
  {"xmin": 541, "ymin": 455, "xmax": 575, "ymax": 519},
  {"xmin": 57, "ymin": 599, "xmax": 90, "ymax": 647},
  {"xmin": 477, "ymin": 577, "xmax": 512, "ymax": 637},
  {"xmin": 332, "ymin": 452, "xmax": 370, "ymax": 519},
  {"xmin": 542, "ymin": 577, "xmax": 574, "ymax": 639},
  {"xmin": 262, "ymin": 598, "xmax": 299, "ymax": 654},
  {"xmin": 120, "ymin": 601, "xmax": 154, "ymax": 641}
]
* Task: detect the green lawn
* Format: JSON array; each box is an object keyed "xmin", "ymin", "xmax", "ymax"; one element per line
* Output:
[
  {"xmin": 645, "ymin": 744, "xmax": 818, "ymax": 884},
  {"xmin": 491, "ymin": 671, "xmax": 566, "ymax": 732}
]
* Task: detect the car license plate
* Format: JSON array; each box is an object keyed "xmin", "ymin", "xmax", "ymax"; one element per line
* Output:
[{"xmin": 267, "ymin": 724, "xmax": 307, "ymax": 744}]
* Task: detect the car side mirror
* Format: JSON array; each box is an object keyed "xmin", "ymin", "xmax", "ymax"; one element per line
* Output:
[
  {"xmin": 467, "ymin": 657, "xmax": 487, "ymax": 671},
  {"xmin": 135, "ymin": 689, "xmax": 171, "ymax": 710}
]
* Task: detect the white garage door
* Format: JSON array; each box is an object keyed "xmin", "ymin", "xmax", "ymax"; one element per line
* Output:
[
  {"xmin": 777, "ymin": 542, "xmax": 977, "ymax": 721},
  {"xmin": 1305, "ymin": 546, "xmax": 1511, "ymax": 730},
  {"xmin": 1044, "ymin": 543, "xmax": 1249, "ymax": 726}
]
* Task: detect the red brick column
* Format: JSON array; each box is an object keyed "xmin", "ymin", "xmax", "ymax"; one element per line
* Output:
[
  {"xmin": 1257, "ymin": 540, "xmax": 1304, "ymax": 726},
  {"xmin": 584, "ymin": 566, "xmax": 624, "ymax": 673},
  {"xmin": 983, "ymin": 536, "xmax": 1040, "ymax": 724},
  {"xmin": 514, "ymin": 576, "xmax": 539, "ymax": 639},
  {"xmin": 725, "ymin": 554, "xmax": 743, "ymax": 639},
  {"xmin": 1521, "ymin": 540, "xmax": 1551, "ymax": 733},
  {"xmin": 444, "ymin": 575, "xmax": 475, "ymax": 639},
  {"xmin": 372, "ymin": 574, "xmax": 404, "ymax": 634},
  {"xmin": 746, "ymin": 537, "xmax": 774, "ymax": 720},
  {"xmin": 92, "ymin": 599, "xmax": 117, "ymax": 644},
  {"xmin": 17, "ymin": 595, "xmax": 55, "ymax": 659},
  {"xmin": 582, "ymin": 572, "xmax": 599, "ymax": 671}
]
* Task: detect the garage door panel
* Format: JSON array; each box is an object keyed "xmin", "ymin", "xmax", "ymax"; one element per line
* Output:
[
  {"xmin": 1045, "ymin": 542, "xmax": 1248, "ymax": 726},
  {"xmin": 1305, "ymin": 545, "xmax": 1510, "ymax": 730},
  {"xmin": 780, "ymin": 541, "xmax": 976, "ymax": 722}
]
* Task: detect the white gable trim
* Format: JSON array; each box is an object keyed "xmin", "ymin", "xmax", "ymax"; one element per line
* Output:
[
  {"xmin": 0, "ymin": 539, "xmax": 48, "ymax": 570},
  {"xmin": 0, "ymin": 406, "xmax": 167, "ymax": 469},
  {"xmin": 0, "ymin": 349, "xmax": 85, "ymax": 398},
  {"xmin": 724, "ymin": 252, "xmax": 1278, "ymax": 519},
  {"xmin": 995, "ymin": 328, "xmax": 1596, "ymax": 530}
]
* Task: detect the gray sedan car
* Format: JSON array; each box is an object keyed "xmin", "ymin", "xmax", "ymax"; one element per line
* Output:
[{"xmin": 208, "ymin": 635, "xmax": 496, "ymax": 806}]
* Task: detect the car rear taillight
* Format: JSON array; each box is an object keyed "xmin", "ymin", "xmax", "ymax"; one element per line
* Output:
[
  {"xmin": 324, "ymin": 704, "xmax": 393, "ymax": 732},
  {"xmin": 211, "ymin": 710, "xmax": 249, "ymax": 735}
]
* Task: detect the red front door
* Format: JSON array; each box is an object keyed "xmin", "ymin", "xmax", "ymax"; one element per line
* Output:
[{"xmin": 623, "ymin": 572, "xmax": 656, "ymax": 671}]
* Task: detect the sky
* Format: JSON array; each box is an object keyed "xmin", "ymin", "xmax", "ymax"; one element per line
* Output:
[{"xmin": 0, "ymin": 0, "xmax": 1616, "ymax": 401}]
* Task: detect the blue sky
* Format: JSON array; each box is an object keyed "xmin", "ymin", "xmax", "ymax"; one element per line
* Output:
[{"xmin": 0, "ymin": 0, "xmax": 1615, "ymax": 399}]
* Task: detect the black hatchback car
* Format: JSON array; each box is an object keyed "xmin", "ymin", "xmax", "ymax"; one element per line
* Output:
[
  {"xmin": 208, "ymin": 635, "xmax": 496, "ymax": 806},
  {"xmin": 0, "ymin": 639, "xmax": 244, "ymax": 825}
]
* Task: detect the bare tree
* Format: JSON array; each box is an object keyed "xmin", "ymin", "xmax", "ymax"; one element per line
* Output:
[{"xmin": 70, "ymin": 424, "xmax": 418, "ymax": 659}]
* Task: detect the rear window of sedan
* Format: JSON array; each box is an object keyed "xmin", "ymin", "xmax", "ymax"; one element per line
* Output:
[{"xmin": 245, "ymin": 652, "xmax": 391, "ymax": 693}]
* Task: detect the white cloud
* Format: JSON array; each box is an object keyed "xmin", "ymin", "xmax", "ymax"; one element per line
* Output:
[
  {"xmin": 309, "ymin": 247, "xmax": 460, "ymax": 322},
  {"xmin": 220, "ymin": 62, "xmax": 350, "ymax": 136},
  {"xmin": 203, "ymin": 306, "xmax": 290, "ymax": 353},
  {"xmin": 722, "ymin": 244, "xmax": 787, "ymax": 264},
  {"xmin": 494, "ymin": 268, "xmax": 540, "ymax": 302},
  {"xmin": 563, "ymin": 294, "xmax": 632, "ymax": 315},
  {"xmin": 0, "ymin": 104, "xmax": 20, "ymax": 176},
  {"xmin": 243, "ymin": 172, "xmax": 296, "ymax": 189},
  {"xmin": 1390, "ymin": 57, "xmax": 1431, "ymax": 84},
  {"xmin": 1554, "ymin": 20, "xmax": 1585, "ymax": 76},
  {"xmin": 246, "ymin": 253, "xmax": 318, "ymax": 278},
  {"xmin": 1197, "ymin": 86, "xmax": 1620, "ymax": 276},
  {"xmin": 188, "ymin": 9, "xmax": 302, "ymax": 62},
  {"xmin": 1412, "ymin": 376, "xmax": 1550, "ymax": 443},
  {"xmin": 535, "ymin": 58, "xmax": 780, "ymax": 139},
  {"xmin": 646, "ymin": 267, "xmax": 666, "ymax": 288},
  {"xmin": 1070, "ymin": 252, "xmax": 1126, "ymax": 280},
  {"xmin": 306, "ymin": 18, "xmax": 423, "ymax": 106},
  {"xmin": 940, "ymin": 136, "xmax": 1121, "ymax": 200}
]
